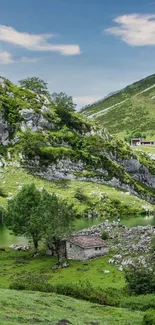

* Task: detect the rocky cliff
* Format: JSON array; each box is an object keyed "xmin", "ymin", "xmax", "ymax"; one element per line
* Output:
[{"xmin": 0, "ymin": 76, "xmax": 155, "ymax": 204}]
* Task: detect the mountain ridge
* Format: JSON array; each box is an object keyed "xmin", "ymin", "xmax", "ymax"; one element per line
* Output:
[{"xmin": 81, "ymin": 74, "xmax": 155, "ymax": 139}]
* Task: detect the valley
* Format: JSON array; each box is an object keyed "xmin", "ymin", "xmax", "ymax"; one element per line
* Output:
[{"xmin": 0, "ymin": 75, "xmax": 155, "ymax": 325}]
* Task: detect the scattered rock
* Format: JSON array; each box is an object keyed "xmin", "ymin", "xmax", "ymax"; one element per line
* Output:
[{"xmin": 9, "ymin": 244, "xmax": 30, "ymax": 251}]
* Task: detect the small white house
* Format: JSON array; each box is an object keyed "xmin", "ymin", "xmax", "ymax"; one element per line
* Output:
[{"xmin": 66, "ymin": 235, "xmax": 108, "ymax": 260}]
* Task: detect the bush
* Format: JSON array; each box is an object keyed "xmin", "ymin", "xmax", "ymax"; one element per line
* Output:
[
  {"xmin": 101, "ymin": 231, "xmax": 109, "ymax": 240},
  {"xmin": 74, "ymin": 188, "xmax": 89, "ymax": 202},
  {"xmin": 10, "ymin": 276, "xmax": 120, "ymax": 307},
  {"xmin": 121, "ymin": 294, "xmax": 155, "ymax": 311},
  {"xmin": 143, "ymin": 310, "xmax": 155, "ymax": 325},
  {"xmin": 125, "ymin": 267, "xmax": 155, "ymax": 295}
]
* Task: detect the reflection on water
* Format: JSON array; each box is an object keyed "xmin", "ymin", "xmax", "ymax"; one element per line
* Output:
[
  {"xmin": 75, "ymin": 217, "xmax": 103, "ymax": 231},
  {"xmin": 0, "ymin": 215, "xmax": 154, "ymax": 248},
  {"xmin": 121, "ymin": 215, "xmax": 155, "ymax": 227},
  {"xmin": 0, "ymin": 225, "xmax": 28, "ymax": 248}
]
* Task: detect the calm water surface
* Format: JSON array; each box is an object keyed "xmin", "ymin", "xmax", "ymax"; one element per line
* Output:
[{"xmin": 0, "ymin": 215, "xmax": 155, "ymax": 248}]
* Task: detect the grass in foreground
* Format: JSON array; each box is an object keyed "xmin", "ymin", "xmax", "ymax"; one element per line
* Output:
[{"xmin": 0, "ymin": 289, "xmax": 143, "ymax": 325}]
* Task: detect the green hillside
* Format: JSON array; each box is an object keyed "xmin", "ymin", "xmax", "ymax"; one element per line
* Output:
[
  {"xmin": 0, "ymin": 166, "xmax": 153, "ymax": 219},
  {"xmin": 0, "ymin": 75, "xmax": 155, "ymax": 214},
  {"xmin": 0, "ymin": 289, "xmax": 143, "ymax": 325},
  {"xmin": 81, "ymin": 74, "xmax": 155, "ymax": 139}
]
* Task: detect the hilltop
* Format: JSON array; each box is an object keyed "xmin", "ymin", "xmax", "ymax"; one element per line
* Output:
[
  {"xmin": 81, "ymin": 74, "xmax": 155, "ymax": 139},
  {"xmin": 0, "ymin": 76, "xmax": 155, "ymax": 215}
]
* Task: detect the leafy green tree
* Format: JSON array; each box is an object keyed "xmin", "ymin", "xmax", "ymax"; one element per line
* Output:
[
  {"xmin": 5, "ymin": 184, "xmax": 44, "ymax": 252},
  {"xmin": 125, "ymin": 132, "xmax": 146, "ymax": 144},
  {"xmin": 41, "ymin": 190, "xmax": 75, "ymax": 264},
  {"xmin": 18, "ymin": 77, "xmax": 50, "ymax": 97},
  {"xmin": 51, "ymin": 92, "xmax": 76, "ymax": 111}
]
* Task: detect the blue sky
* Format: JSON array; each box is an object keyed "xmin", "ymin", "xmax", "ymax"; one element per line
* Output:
[{"xmin": 0, "ymin": 0, "xmax": 155, "ymax": 107}]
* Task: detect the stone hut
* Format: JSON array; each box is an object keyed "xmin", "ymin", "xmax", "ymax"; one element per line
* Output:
[{"xmin": 66, "ymin": 235, "xmax": 108, "ymax": 260}]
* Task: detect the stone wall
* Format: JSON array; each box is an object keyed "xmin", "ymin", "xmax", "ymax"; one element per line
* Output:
[
  {"xmin": 66, "ymin": 241, "xmax": 108, "ymax": 260},
  {"xmin": 66, "ymin": 242, "xmax": 85, "ymax": 260},
  {"xmin": 84, "ymin": 246, "xmax": 108, "ymax": 260}
]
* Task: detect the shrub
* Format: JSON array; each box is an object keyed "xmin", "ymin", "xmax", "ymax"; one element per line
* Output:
[
  {"xmin": 143, "ymin": 310, "xmax": 155, "ymax": 325},
  {"xmin": 74, "ymin": 188, "xmax": 89, "ymax": 202},
  {"xmin": 10, "ymin": 276, "xmax": 120, "ymax": 307},
  {"xmin": 125, "ymin": 267, "xmax": 155, "ymax": 295},
  {"xmin": 121, "ymin": 294, "xmax": 155, "ymax": 311},
  {"xmin": 101, "ymin": 231, "xmax": 109, "ymax": 240}
]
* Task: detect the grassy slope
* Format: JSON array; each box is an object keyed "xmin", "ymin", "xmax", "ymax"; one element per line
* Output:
[
  {"xmin": 0, "ymin": 166, "xmax": 153, "ymax": 213},
  {"xmin": 0, "ymin": 289, "xmax": 143, "ymax": 325},
  {"xmin": 81, "ymin": 74, "xmax": 155, "ymax": 138},
  {"xmin": 0, "ymin": 249, "xmax": 125, "ymax": 290},
  {"xmin": 133, "ymin": 145, "xmax": 155, "ymax": 155}
]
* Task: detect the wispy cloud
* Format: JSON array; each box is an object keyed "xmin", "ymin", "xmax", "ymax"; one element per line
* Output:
[
  {"xmin": 104, "ymin": 14, "xmax": 155, "ymax": 46},
  {"xmin": 0, "ymin": 25, "xmax": 81, "ymax": 55},
  {"xmin": 0, "ymin": 51, "xmax": 14, "ymax": 64},
  {"xmin": 0, "ymin": 51, "xmax": 42, "ymax": 65}
]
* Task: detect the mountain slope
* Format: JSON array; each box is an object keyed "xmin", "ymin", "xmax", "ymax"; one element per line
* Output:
[
  {"xmin": 0, "ymin": 76, "xmax": 155, "ymax": 210},
  {"xmin": 81, "ymin": 74, "xmax": 155, "ymax": 138}
]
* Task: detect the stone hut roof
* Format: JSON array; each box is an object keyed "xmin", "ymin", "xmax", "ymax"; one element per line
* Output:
[{"xmin": 67, "ymin": 235, "xmax": 106, "ymax": 249}]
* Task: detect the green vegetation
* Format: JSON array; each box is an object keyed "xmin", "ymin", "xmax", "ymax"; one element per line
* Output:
[
  {"xmin": 81, "ymin": 74, "xmax": 155, "ymax": 138},
  {"xmin": 0, "ymin": 75, "xmax": 155, "ymax": 325},
  {"xmin": 125, "ymin": 267, "xmax": 155, "ymax": 295},
  {"xmin": 0, "ymin": 289, "xmax": 143, "ymax": 325},
  {"xmin": 133, "ymin": 146, "xmax": 155, "ymax": 155},
  {"xmin": 0, "ymin": 166, "xmax": 153, "ymax": 218},
  {"xmin": 143, "ymin": 310, "xmax": 155, "ymax": 325},
  {"xmin": 5, "ymin": 184, "xmax": 75, "ymax": 261},
  {"xmin": 125, "ymin": 132, "xmax": 146, "ymax": 144},
  {"xmin": 18, "ymin": 76, "xmax": 50, "ymax": 97},
  {"xmin": 0, "ymin": 75, "xmax": 155, "ymax": 206},
  {"xmin": 0, "ymin": 249, "xmax": 125, "ymax": 290}
]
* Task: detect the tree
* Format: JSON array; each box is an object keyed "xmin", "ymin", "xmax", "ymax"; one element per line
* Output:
[
  {"xmin": 51, "ymin": 92, "xmax": 76, "ymax": 111},
  {"xmin": 18, "ymin": 77, "xmax": 50, "ymax": 97},
  {"xmin": 41, "ymin": 190, "xmax": 75, "ymax": 264},
  {"xmin": 124, "ymin": 132, "xmax": 146, "ymax": 144},
  {"xmin": 5, "ymin": 184, "xmax": 44, "ymax": 252}
]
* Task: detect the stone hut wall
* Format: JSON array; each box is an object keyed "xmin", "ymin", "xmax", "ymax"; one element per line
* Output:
[
  {"xmin": 84, "ymin": 246, "xmax": 108, "ymax": 259},
  {"xmin": 66, "ymin": 242, "xmax": 85, "ymax": 260},
  {"xmin": 66, "ymin": 241, "xmax": 108, "ymax": 260}
]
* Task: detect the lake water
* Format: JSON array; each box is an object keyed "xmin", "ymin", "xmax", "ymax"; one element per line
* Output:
[{"xmin": 0, "ymin": 215, "xmax": 155, "ymax": 248}]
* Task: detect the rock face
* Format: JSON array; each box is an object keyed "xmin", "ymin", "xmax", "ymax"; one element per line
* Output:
[
  {"xmin": 0, "ymin": 114, "xmax": 9, "ymax": 146},
  {"xmin": 20, "ymin": 108, "xmax": 53, "ymax": 132}
]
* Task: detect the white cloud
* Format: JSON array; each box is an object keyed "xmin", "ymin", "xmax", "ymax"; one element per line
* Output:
[
  {"xmin": 0, "ymin": 25, "xmax": 80, "ymax": 55},
  {"xmin": 0, "ymin": 51, "xmax": 14, "ymax": 64},
  {"xmin": 74, "ymin": 95, "xmax": 101, "ymax": 108},
  {"xmin": 105, "ymin": 14, "xmax": 155, "ymax": 46}
]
